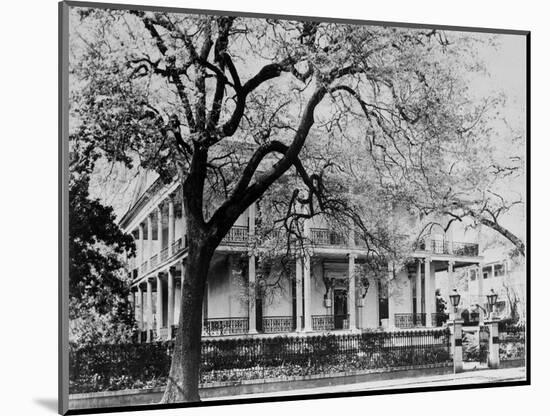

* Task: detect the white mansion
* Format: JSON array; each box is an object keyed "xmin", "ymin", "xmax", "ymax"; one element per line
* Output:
[{"xmin": 120, "ymin": 175, "xmax": 485, "ymax": 341}]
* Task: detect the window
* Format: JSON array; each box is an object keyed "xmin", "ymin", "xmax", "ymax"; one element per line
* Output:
[
  {"xmin": 470, "ymin": 269, "xmax": 477, "ymax": 281},
  {"xmin": 494, "ymin": 263, "xmax": 505, "ymax": 277},
  {"xmin": 483, "ymin": 266, "xmax": 491, "ymax": 279}
]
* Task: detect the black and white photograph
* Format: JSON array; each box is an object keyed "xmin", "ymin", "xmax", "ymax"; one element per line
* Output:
[{"xmin": 59, "ymin": 1, "xmax": 528, "ymax": 414}]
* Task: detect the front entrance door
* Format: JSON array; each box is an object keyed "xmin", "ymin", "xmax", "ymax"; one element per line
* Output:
[
  {"xmin": 256, "ymin": 297, "xmax": 263, "ymax": 332},
  {"xmin": 334, "ymin": 289, "xmax": 348, "ymax": 329}
]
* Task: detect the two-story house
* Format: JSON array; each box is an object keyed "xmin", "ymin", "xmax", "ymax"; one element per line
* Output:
[{"xmin": 119, "ymin": 175, "xmax": 484, "ymax": 341}]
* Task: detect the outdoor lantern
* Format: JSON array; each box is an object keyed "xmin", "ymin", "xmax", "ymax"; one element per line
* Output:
[
  {"xmin": 449, "ymin": 289, "xmax": 461, "ymax": 312},
  {"xmin": 487, "ymin": 288, "xmax": 498, "ymax": 315}
]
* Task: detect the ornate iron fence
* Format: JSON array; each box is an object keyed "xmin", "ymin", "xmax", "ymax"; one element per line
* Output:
[
  {"xmin": 70, "ymin": 328, "xmax": 451, "ymax": 393},
  {"xmin": 262, "ymin": 316, "xmax": 294, "ymax": 333},
  {"xmin": 202, "ymin": 317, "xmax": 249, "ymax": 336}
]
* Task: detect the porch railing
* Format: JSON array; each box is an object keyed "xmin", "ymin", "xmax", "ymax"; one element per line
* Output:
[
  {"xmin": 149, "ymin": 254, "xmax": 158, "ymax": 269},
  {"xmin": 202, "ymin": 317, "xmax": 249, "ymax": 336},
  {"xmin": 310, "ymin": 228, "xmax": 347, "ymax": 247},
  {"xmin": 312, "ymin": 314, "xmax": 335, "ymax": 331},
  {"xmin": 262, "ymin": 316, "xmax": 294, "ymax": 333},
  {"xmin": 415, "ymin": 239, "xmax": 479, "ymax": 257},
  {"xmin": 221, "ymin": 226, "xmax": 249, "ymax": 245},
  {"xmin": 160, "ymin": 246, "xmax": 169, "ymax": 262},
  {"xmin": 311, "ymin": 314, "xmax": 349, "ymax": 331},
  {"xmin": 171, "ymin": 237, "xmax": 184, "ymax": 255},
  {"xmin": 395, "ymin": 313, "xmax": 426, "ymax": 328},
  {"xmin": 140, "ymin": 260, "xmax": 149, "ymax": 275}
]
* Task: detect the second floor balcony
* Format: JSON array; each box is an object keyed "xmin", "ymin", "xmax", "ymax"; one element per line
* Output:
[
  {"xmin": 131, "ymin": 225, "xmax": 479, "ymax": 281},
  {"xmin": 220, "ymin": 225, "xmax": 249, "ymax": 246},
  {"xmin": 415, "ymin": 239, "xmax": 479, "ymax": 257}
]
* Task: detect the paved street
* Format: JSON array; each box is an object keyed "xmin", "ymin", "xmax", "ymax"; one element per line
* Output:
[{"xmin": 206, "ymin": 367, "xmax": 526, "ymax": 401}]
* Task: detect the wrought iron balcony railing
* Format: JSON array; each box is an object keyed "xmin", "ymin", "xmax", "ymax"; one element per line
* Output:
[
  {"xmin": 220, "ymin": 225, "xmax": 249, "ymax": 245},
  {"xmin": 310, "ymin": 228, "xmax": 347, "ymax": 247},
  {"xmin": 202, "ymin": 317, "xmax": 249, "ymax": 336},
  {"xmin": 311, "ymin": 314, "xmax": 349, "ymax": 331},
  {"xmin": 160, "ymin": 246, "xmax": 169, "ymax": 262},
  {"xmin": 415, "ymin": 239, "xmax": 479, "ymax": 257},
  {"xmin": 262, "ymin": 316, "xmax": 294, "ymax": 333},
  {"xmin": 171, "ymin": 237, "xmax": 184, "ymax": 255},
  {"xmin": 312, "ymin": 314, "xmax": 335, "ymax": 331},
  {"xmin": 149, "ymin": 254, "xmax": 158, "ymax": 269},
  {"xmin": 140, "ymin": 260, "xmax": 149, "ymax": 275}
]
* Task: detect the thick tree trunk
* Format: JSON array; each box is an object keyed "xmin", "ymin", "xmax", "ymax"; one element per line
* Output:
[{"xmin": 160, "ymin": 233, "xmax": 215, "ymax": 403}]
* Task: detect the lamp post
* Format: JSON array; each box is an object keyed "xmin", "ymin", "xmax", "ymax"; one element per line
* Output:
[
  {"xmin": 449, "ymin": 289, "xmax": 461, "ymax": 321},
  {"xmin": 486, "ymin": 289, "xmax": 499, "ymax": 320}
]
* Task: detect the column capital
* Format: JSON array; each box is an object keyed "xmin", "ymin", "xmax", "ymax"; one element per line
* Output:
[
  {"xmin": 347, "ymin": 253, "xmax": 357, "ymax": 260},
  {"xmin": 448, "ymin": 260, "xmax": 455, "ymax": 266}
]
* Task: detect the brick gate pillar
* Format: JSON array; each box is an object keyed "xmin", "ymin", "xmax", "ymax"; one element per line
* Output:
[
  {"xmin": 452, "ymin": 319, "xmax": 464, "ymax": 373},
  {"xmin": 486, "ymin": 320, "xmax": 500, "ymax": 369}
]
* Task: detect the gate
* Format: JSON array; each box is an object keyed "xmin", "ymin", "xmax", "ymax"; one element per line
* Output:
[{"xmin": 461, "ymin": 325, "xmax": 489, "ymax": 370}]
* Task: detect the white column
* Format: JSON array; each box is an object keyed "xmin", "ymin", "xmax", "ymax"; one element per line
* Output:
[
  {"xmin": 137, "ymin": 285, "xmax": 143, "ymax": 330},
  {"xmin": 248, "ymin": 203, "xmax": 256, "ymax": 236},
  {"xmin": 248, "ymin": 253, "xmax": 257, "ymax": 334},
  {"xmin": 425, "ymin": 257, "xmax": 433, "ymax": 327},
  {"xmin": 146, "ymin": 278, "xmax": 153, "ymax": 342},
  {"xmin": 348, "ymin": 254, "xmax": 357, "ymax": 331},
  {"xmin": 168, "ymin": 197, "xmax": 175, "ymax": 256},
  {"xmin": 138, "ymin": 224, "xmax": 144, "ymax": 268},
  {"xmin": 167, "ymin": 268, "xmax": 175, "ymax": 337},
  {"xmin": 387, "ymin": 268, "xmax": 395, "ymax": 328},
  {"xmin": 295, "ymin": 258, "xmax": 303, "ymax": 331},
  {"xmin": 303, "ymin": 254, "xmax": 312, "ymax": 331},
  {"xmin": 147, "ymin": 214, "xmax": 153, "ymax": 260},
  {"xmin": 156, "ymin": 274, "xmax": 163, "ymax": 336},
  {"xmin": 157, "ymin": 206, "xmax": 163, "ymax": 255},
  {"xmin": 416, "ymin": 259, "xmax": 422, "ymax": 316}
]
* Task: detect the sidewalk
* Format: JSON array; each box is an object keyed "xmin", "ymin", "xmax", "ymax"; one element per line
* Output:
[{"xmin": 205, "ymin": 367, "xmax": 526, "ymax": 401}]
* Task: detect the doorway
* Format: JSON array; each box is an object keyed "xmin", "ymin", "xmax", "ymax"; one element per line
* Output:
[{"xmin": 334, "ymin": 289, "xmax": 348, "ymax": 329}]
